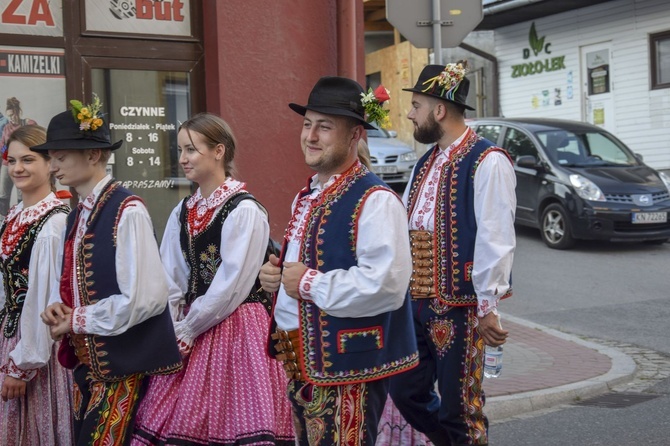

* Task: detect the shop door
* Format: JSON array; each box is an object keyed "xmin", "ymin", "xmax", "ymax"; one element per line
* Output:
[
  {"xmin": 580, "ymin": 42, "xmax": 614, "ymax": 132},
  {"xmin": 90, "ymin": 65, "xmax": 198, "ymax": 240}
]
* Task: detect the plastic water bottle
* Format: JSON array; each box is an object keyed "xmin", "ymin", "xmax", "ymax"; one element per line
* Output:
[{"xmin": 484, "ymin": 315, "xmax": 503, "ymax": 378}]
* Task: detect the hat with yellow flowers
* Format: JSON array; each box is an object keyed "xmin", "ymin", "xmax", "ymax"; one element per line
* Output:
[
  {"xmin": 404, "ymin": 61, "xmax": 475, "ymax": 111},
  {"xmin": 31, "ymin": 95, "xmax": 122, "ymax": 152}
]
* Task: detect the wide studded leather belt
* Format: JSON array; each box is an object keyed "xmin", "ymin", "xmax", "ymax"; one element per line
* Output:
[
  {"xmin": 409, "ymin": 230, "xmax": 436, "ymax": 299},
  {"xmin": 71, "ymin": 334, "xmax": 92, "ymax": 368},
  {"xmin": 271, "ymin": 328, "xmax": 304, "ymax": 381}
]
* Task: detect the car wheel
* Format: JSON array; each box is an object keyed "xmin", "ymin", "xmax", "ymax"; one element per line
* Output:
[{"xmin": 540, "ymin": 203, "xmax": 575, "ymax": 249}]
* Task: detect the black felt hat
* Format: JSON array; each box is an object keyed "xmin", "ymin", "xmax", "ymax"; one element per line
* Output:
[
  {"xmin": 289, "ymin": 76, "xmax": 376, "ymax": 130},
  {"xmin": 403, "ymin": 64, "xmax": 475, "ymax": 111},
  {"xmin": 31, "ymin": 110, "xmax": 123, "ymax": 152}
]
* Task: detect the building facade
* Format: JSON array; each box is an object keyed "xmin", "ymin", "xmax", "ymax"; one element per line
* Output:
[
  {"xmin": 493, "ymin": 0, "xmax": 670, "ymax": 170},
  {"xmin": 1, "ymin": 0, "xmax": 366, "ymax": 238}
]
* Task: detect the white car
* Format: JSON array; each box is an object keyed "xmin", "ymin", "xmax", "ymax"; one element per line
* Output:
[{"xmin": 367, "ymin": 126, "xmax": 417, "ymax": 186}]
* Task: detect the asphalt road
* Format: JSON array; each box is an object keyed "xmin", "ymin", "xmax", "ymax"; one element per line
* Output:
[{"xmin": 491, "ymin": 226, "xmax": 670, "ymax": 446}]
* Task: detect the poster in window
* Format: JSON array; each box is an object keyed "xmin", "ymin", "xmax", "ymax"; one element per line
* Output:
[
  {"xmin": 586, "ymin": 49, "xmax": 610, "ymax": 95},
  {"xmin": 0, "ymin": 45, "xmax": 66, "ymax": 214},
  {"xmin": 0, "ymin": 0, "xmax": 63, "ymax": 36}
]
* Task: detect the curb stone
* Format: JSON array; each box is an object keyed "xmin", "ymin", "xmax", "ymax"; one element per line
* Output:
[{"xmin": 486, "ymin": 313, "xmax": 637, "ymax": 421}]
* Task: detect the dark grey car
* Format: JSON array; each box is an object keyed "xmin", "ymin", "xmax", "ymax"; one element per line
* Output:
[{"xmin": 467, "ymin": 117, "xmax": 670, "ymax": 249}]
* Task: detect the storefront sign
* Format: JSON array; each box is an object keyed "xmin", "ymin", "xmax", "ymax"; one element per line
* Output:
[
  {"xmin": 0, "ymin": 48, "xmax": 64, "ymax": 77},
  {"xmin": 511, "ymin": 22, "xmax": 566, "ymax": 78},
  {"xmin": 85, "ymin": 0, "xmax": 191, "ymax": 37},
  {"xmin": 0, "ymin": 0, "xmax": 63, "ymax": 36}
]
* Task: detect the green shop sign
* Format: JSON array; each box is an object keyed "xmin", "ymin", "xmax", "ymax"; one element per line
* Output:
[{"xmin": 511, "ymin": 23, "xmax": 566, "ymax": 78}]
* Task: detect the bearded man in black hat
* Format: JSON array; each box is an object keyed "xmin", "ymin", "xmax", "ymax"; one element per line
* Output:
[
  {"xmin": 259, "ymin": 76, "xmax": 418, "ymax": 445},
  {"xmin": 388, "ymin": 62, "xmax": 516, "ymax": 446},
  {"xmin": 36, "ymin": 98, "xmax": 182, "ymax": 445}
]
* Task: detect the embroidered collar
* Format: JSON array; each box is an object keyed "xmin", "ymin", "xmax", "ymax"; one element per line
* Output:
[
  {"xmin": 5, "ymin": 192, "xmax": 64, "ymax": 227},
  {"xmin": 306, "ymin": 159, "xmax": 361, "ymax": 194},
  {"xmin": 186, "ymin": 178, "xmax": 246, "ymax": 210},
  {"xmin": 437, "ymin": 127, "xmax": 471, "ymax": 156},
  {"xmin": 80, "ymin": 174, "xmax": 112, "ymax": 211}
]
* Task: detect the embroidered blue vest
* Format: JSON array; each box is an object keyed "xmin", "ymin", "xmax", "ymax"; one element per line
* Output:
[
  {"xmin": 64, "ymin": 180, "xmax": 182, "ymax": 381},
  {"xmin": 406, "ymin": 131, "xmax": 513, "ymax": 306},
  {"xmin": 0, "ymin": 206, "xmax": 68, "ymax": 338},
  {"xmin": 293, "ymin": 164, "xmax": 419, "ymax": 385}
]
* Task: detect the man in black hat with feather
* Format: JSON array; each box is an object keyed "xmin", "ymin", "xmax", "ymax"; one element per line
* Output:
[{"xmin": 389, "ymin": 62, "xmax": 517, "ymax": 446}]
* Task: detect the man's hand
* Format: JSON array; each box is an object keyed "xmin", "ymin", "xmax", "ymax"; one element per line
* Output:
[
  {"xmin": 48, "ymin": 309, "xmax": 73, "ymax": 341},
  {"xmin": 41, "ymin": 302, "xmax": 72, "ymax": 327},
  {"xmin": 1, "ymin": 376, "xmax": 27, "ymax": 402},
  {"xmin": 281, "ymin": 262, "xmax": 308, "ymax": 300},
  {"xmin": 478, "ymin": 312, "xmax": 508, "ymax": 347},
  {"xmin": 259, "ymin": 254, "xmax": 282, "ymax": 293}
]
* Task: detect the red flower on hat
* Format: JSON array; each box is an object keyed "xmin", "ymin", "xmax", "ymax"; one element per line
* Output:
[{"xmin": 373, "ymin": 85, "xmax": 390, "ymax": 104}]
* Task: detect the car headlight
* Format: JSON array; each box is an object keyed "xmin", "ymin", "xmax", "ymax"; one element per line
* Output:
[
  {"xmin": 399, "ymin": 151, "xmax": 417, "ymax": 162},
  {"xmin": 660, "ymin": 172, "xmax": 670, "ymax": 193},
  {"xmin": 569, "ymin": 175, "xmax": 605, "ymax": 201}
]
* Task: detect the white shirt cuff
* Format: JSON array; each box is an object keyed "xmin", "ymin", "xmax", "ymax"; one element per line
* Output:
[{"xmin": 298, "ymin": 268, "xmax": 322, "ymax": 301}]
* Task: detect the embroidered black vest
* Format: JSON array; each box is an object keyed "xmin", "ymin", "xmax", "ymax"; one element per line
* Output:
[
  {"xmin": 288, "ymin": 163, "xmax": 419, "ymax": 385},
  {"xmin": 178, "ymin": 192, "xmax": 271, "ymax": 314},
  {"xmin": 64, "ymin": 180, "xmax": 182, "ymax": 381},
  {"xmin": 0, "ymin": 206, "xmax": 68, "ymax": 338},
  {"xmin": 406, "ymin": 131, "xmax": 513, "ymax": 306}
]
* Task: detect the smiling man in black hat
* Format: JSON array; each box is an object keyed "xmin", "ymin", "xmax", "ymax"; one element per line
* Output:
[
  {"xmin": 259, "ymin": 76, "xmax": 418, "ymax": 445},
  {"xmin": 387, "ymin": 62, "xmax": 517, "ymax": 446},
  {"xmin": 35, "ymin": 99, "xmax": 181, "ymax": 445}
]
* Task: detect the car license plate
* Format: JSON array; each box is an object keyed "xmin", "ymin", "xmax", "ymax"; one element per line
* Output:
[
  {"xmin": 372, "ymin": 166, "xmax": 398, "ymax": 174},
  {"xmin": 631, "ymin": 212, "xmax": 668, "ymax": 224}
]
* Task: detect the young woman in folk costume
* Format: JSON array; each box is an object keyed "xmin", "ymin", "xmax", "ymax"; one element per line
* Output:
[
  {"xmin": 0, "ymin": 125, "xmax": 73, "ymax": 445},
  {"xmin": 132, "ymin": 113, "xmax": 294, "ymax": 445}
]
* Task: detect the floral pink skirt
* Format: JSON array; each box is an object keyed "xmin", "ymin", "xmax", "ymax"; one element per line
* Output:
[
  {"xmin": 131, "ymin": 302, "xmax": 295, "ymax": 445},
  {"xmin": 0, "ymin": 322, "xmax": 73, "ymax": 445},
  {"xmin": 376, "ymin": 396, "xmax": 433, "ymax": 446}
]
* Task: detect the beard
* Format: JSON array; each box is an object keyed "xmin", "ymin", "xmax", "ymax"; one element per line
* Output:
[{"xmin": 413, "ymin": 113, "xmax": 444, "ymax": 144}]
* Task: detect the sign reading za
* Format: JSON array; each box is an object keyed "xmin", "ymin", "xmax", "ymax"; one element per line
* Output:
[{"xmin": 386, "ymin": 0, "xmax": 483, "ymax": 48}]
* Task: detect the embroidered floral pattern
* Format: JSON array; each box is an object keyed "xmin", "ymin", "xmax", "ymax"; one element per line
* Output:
[
  {"xmin": 299, "ymin": 269, "xmax": 319, "ymax": 300},
  {"xmin": 0, "ymin": 358, "xmax": 36, "ymax": 381},
  {"xmin": 198, "ymin": 244, "xmax": 220, "ymax": 285},
  {"xmin": 1, "ymin": 194, "xmax": 64, "ymax": 259}
]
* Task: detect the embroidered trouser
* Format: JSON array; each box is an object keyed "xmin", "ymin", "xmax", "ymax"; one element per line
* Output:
[
  {"xmin": 389, "ymin": 300, "xmax": 488, "ymax": 446},
  {"xmin": 287, "ymin": 378, "xmax": 389, "ymax": 446},
  {"xmin": 73, "ymin": 365, "xmax": 147, "ymax": 446}
]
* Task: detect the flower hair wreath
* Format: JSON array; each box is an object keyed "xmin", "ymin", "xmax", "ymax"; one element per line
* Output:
[
  {"xmin": 361, "ymin": 85, "xmax": 391, "ymax": 129},
  {"xmin": 70, "ymin": 94, "xmax": 104, "ymax": 131}
]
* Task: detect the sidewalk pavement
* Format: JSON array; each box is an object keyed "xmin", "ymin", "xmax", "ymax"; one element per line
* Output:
[{"xmin": 483, "ymin": 313, "xmax": 637, "ymax": 421}]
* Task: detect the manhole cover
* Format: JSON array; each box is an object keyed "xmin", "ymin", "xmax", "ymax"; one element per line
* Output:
[{"xmin": 573, "ymin": 392, "xmax": 660, "ymax": 409}]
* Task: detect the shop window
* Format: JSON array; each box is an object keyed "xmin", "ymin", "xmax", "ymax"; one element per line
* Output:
[
  {"xmin": 91, "ymin": 68, "xmax": 193, "ymax": 239},
  {"xmin": 651, "ymin": 30, "xmax": 670, "ymax": 89}
]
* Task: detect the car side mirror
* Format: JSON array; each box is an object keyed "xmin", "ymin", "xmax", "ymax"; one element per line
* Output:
[
  {"xmin": 634, "ymin": 153, "xmax": 644, "ymax": 162},
  {"xmin": 388, "ymin": 130, "xmax": 398, "ymax": 138},
  {"xmin": 516, "ymin": 155, "xmax": 539, "ymax": 169}
]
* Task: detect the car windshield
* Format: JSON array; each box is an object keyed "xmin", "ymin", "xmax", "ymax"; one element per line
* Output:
[{"xmin": 535, "ymin": 129, "xmax": 638, "ymax": 167}]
